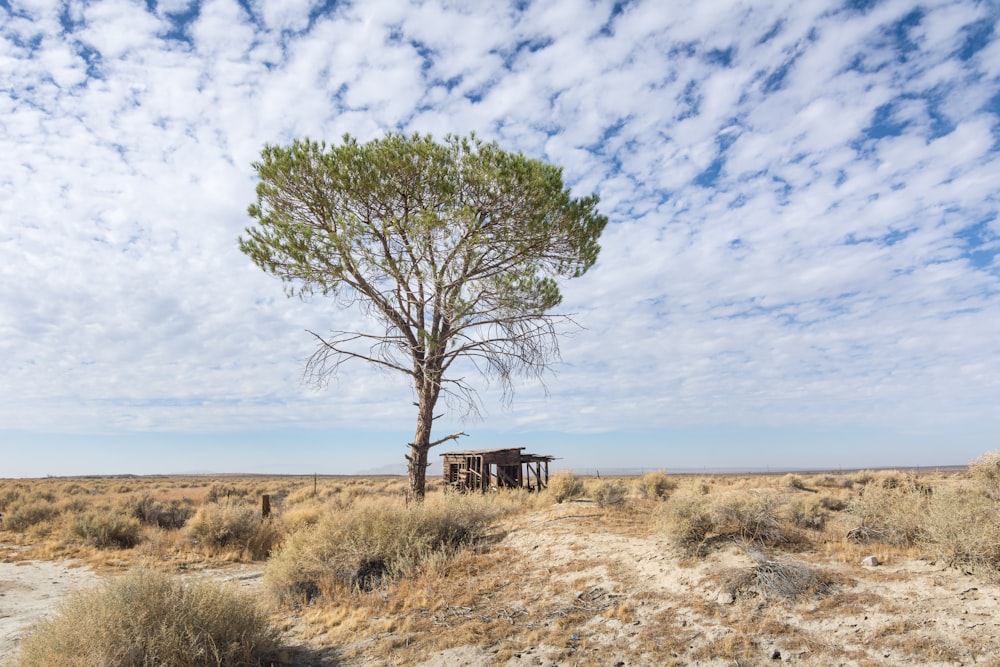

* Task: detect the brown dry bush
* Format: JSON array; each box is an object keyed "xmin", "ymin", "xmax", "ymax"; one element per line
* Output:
[
  {"xmin": 722, "ymin": 548, "xmax": 836, "ymax": 601},
  {"xmin": 711, "ymin": 490, "xmax": 795, "ymax": 546},
  {"xmin": 592, "ymin": 479, "xmax": 629, "ymax": 507},
  {"xmin": 265, "ymin": 494, "xmax": 504, "ymax": 603},
  {"xmin": 969, "ymin": 450, "xmax": 1000, "ymax": 500},
  {"xmin": 634, "ymin": 470, "xmax": 677, "ymax": 500},
  {"xmin": 923, "ymin": 485, "xmax": 1000, "ymax": 579},
  {"xmin": 2, "ymin": 499, "xmax": 61, "ymax": 532},
  {"xmin": 14, "ymin": 569, "xmax": 281, "ymax": 667},
  {"xmin": 783, "ymin": 494, "xmax": 828, "ymax": 531},
  {"xmin": 185, "ymin": 503, "xmax": 282, "ymax": 560},
  {"xmin": 546, "ymin": 472, "xmax": 585, "ymax": 503},
  {"xmin": 782, "ymin": 474, "xmax": 807, "ymax": 490},
  {"xmin": 122, "ymin": 494, "xmax": 194, "ymax": 529},
  {"xmin": 70, "ymin": 508, "xmax": 142, "ymax": 549},
  {"xmin": 205, "ymin": 482, "xmax": 251, "ymax": 503},
  {"xmin": 845, "ymin": 478, "xmax": 927, "ymax": 546},
  {"xmin": 0, "ymin": 483, "xmax": 29, "ymax": 509},
  {"xmin": 655, "ymin": 490, "xmax": 713, "ymax": 554}
]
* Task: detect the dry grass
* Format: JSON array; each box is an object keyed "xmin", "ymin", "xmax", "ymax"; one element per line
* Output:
[
  {"xmin": 923, "ymin": 484, "xmax": 1000, "ymax": 578},
  {"xmin": 14, "ymin": 569, "xmax": 281, "ymax": 667},
  {"xmin": 633, "ymin": 470, "xmax": 677, "ymax": 500},
  {"xmin": 970, "ymin": 449, "xmax": 1000, "ymax": 499},
  {"xmin": 590, "ymin": 479, "xmax": 628, "ymax": 507},
  {"xmin": 185, "ymin": 502, "xmax": 282, "ymax": 561},
  {"xmin": 4, "ymin": 463, "xmax": 1000, "ymax": 666},
  {"xmin": 547, "ymin": 472, "xmax": 585, "ymax": 503},
  {"xmin": 844, "ymin": 477, "xmax": 928, "ymax": 546},
  {"xmin": 654, "ymin": 489, "xmax": 714, "ymax": 554},
  {"xmin": 721, "ymin": 546, "xmax": 838, "ymax": 601},
  {"xmin": 265, "ymin": 492, "xmax": 508, "ymax": 603},
  {"xmin": 70, "ymin": 508, "xmax": 143, "ymax": 549}
]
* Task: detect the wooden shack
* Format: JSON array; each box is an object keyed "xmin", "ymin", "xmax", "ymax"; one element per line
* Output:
[{"xmin": 441, "ymin": 448, "xmax": 554, "ymax": 492}]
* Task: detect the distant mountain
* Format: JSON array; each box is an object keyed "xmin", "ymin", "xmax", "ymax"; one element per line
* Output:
[{"xmin": 355, "ymin": 462, "xmax": 409, "ymax": 476}]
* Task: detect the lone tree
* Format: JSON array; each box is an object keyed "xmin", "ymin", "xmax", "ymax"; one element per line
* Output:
[{"xmin": 240, "ymin": 133, "xmax": 606, "ymax": 499}]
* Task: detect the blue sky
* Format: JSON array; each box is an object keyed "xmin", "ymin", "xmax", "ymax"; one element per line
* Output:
[{"xmin": 2, "ymin": 0, "xmax": 999, "ymax": 477}]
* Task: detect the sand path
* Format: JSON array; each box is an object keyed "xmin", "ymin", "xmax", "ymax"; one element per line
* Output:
[{"xmin": 0, "ymin": 555, "xmax": 99, "ymax": 666}]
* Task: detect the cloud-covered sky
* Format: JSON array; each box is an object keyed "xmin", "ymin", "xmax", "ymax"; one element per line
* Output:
[{"xmin": 2, "ymin": 0, "xmax": 999, "ymax": 476}]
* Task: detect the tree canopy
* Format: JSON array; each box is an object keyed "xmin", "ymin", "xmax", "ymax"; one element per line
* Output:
[{"xmin": 240, "ymin": 133, "xmax": 607, "ymax": 498}]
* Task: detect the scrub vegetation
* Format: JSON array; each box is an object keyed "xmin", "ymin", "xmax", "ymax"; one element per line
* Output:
[{"xmin": 1, "ymin": 453, "xmax": 999, "ymax": 665}]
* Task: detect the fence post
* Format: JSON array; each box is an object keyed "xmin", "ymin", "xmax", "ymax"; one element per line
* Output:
[{"xmin": 262, "ymin": 494, "xmax": 271, "ymax": 519}]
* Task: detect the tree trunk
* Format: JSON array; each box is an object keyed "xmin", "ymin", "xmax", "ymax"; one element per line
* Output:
[
  {"xmin": 407, "ymin": 379, "xmax": 438, "ymax": 501},
  {"xmin": 407, "ymin": 442, "xmax": 429, "ymax": 501}
]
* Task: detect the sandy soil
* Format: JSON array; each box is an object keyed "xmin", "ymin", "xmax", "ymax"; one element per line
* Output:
[
  {"xmin": 3, "ymin": 501, "xmax": 1000, "ymax": 666},
  {"xmin": 469, "ymin": 502, "xmax": 1000, "ymax": 666},
  {"xmin": 0, "ymin": 555, "xmax": 99, "ymax": 666},
  {"xmin": 400, "ymin": 501, "xmax": 1000, "ymax": 666}
]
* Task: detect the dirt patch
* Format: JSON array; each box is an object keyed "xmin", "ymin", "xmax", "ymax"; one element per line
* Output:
[
  {"xmin": 3, "ymin": 499, "xmax": 1000, "ymax": 666},
  {"xmin": 0, "ymin": 557, "xmax": 99, "ymax": 665}
]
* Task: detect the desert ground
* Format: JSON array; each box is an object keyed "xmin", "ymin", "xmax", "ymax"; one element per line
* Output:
[{"xmin": 1, "ymin": 466, "xmax": 999, "ymax": 666}]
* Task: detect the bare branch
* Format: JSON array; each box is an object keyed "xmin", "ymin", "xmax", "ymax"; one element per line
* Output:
[{"xmin": 429, "ymin": 431, "xmax": 468, "ymax": 448}]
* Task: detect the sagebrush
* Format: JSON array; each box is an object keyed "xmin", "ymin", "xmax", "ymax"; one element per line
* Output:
[{"xmin": 14, "ymin": 569, "xmax": 281, "ymax": 667}]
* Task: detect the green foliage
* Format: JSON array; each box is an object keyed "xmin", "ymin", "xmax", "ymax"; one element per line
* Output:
[
  {"xmin": 14, "ymin": 569, "xmax": 281, "ymax": 667},
  {"xmin": 240, "ymin": 133, "xmax": 607, "ymax": 498},
  {"xmin": 241, "ymin": 133, "xmax": 606, "ymax": 303}
]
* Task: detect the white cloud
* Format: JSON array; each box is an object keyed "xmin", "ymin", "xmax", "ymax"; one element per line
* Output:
[{"xmin": 1, "ymin": 0, "xmax": 998, "ymax": 473}]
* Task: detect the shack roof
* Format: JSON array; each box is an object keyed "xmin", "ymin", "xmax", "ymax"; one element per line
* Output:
[
  {"xmin": 440, "ymin": 448, "xmax": 524, "ymax": 456},
  {"xmin": 440, "ymin": 448, "xmax": 556, "ymax": 462}
]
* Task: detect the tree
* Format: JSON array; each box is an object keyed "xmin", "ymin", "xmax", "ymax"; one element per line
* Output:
[{"xmin": 239, "ymin": 133, "xmax": 607, "ymax": 499}]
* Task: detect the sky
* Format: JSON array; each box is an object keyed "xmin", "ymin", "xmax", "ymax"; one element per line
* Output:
[{"xmin": 2, "ymin": 0, "xmax": 999, "ymax": 477}]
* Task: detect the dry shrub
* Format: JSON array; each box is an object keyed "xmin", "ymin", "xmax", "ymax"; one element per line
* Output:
[
  {"xmin": 122, "ymin": 494, "xmax": 194, "ymax": 529},
  {"xmin": 58, "ymin": 497, "xmax": 90, "ymax": 514},
  {"xmin": 845, "ymin": 480, "xmax": 927, "ymax": 546},
  {"xmin": 923, "ymin": 485, "xmax": 1000, "ymax": 579},
  {"xmin": 0, "ymin": 487, "xmax": 24, "ymax": 512},
  {"xmin": 969, "ymin": 450, "xmax": 1000, "ymax": 500},
  {"xmin": 592, "ymin": 480, "xmax": 628, "ymax": 507},
  {"xmin": 634, "ymin": 471, "xmax": 676, "ymax": 500},
  {"xmin": 711, "ymin": 491, "xmax": 793, "ymax": 546},
  {"xmin": 655, "ymin": 491, "xmax": 713, "ymax": 554},
  {"xmin": 185, "ymin": 503, "xmax": 281, "ymax": 560},
  {"xmin": 723, "ymin": 548, "xmax": 836, "ymax": 601},
  {"xmin": 782, "ymin": 474, "xmax": 806, "ymax": 490},
  {"xmin": 547, "ymin": 472, "xmax": 584, "ymax": 503},
  {"xmin": 71, "ymin": 509, "xmax": 142, "ymax": 549},
  {"xmin": 783, "ymin": 495, "xmax": 828, "ymax": 531},
  {"xmin": 819, "ymin": 494, "xmax": 847, "ymax": 511},
  {"xmin": 205, "ymin": 483, "xmax": 251, "ymax": 503},
  {"xmin": 265, "ymin": 494, "xmax": 501, "ymax": 602},
  {"xmin": 280, "ymin": 504, "xmax": 326, "ymax": 533},
  {"xmin": 811, "ymin": 474, "xmax": 849, "ymax": 489},
  {"xmin": 285, "ymin": 483, "xmax": 345, "ymax": 505},
  {"xmin": 3, "ymin": 499, "xmax": 61, "ymax": 532},
  {"xmin": 14, "ymin": 569, "xmax": 281, "ymax": 667}
]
